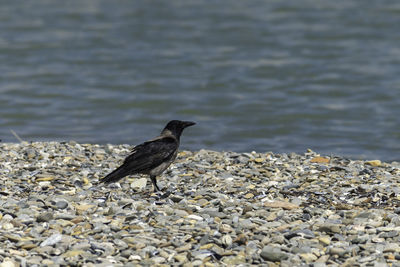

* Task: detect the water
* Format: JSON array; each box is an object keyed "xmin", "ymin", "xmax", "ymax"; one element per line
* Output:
[{"xmin": 1, "ymin": 1, "xmax": 399, "ymax": 161}]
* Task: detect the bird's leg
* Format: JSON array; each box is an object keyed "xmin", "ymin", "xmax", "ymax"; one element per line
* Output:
[{"xmin": 150, "ymin": 175, "xmax": 160, "ymax": 192}]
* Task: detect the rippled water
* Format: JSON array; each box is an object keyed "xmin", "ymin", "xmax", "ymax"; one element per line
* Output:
[{"xmin": 1, "ymin": 1, "xmax": 399, "ymax": 161}]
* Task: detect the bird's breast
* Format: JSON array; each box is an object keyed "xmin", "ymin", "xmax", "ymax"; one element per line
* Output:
[{"xmin": 148, "ymin": 150, "xmax": 178, "ymax": 176}]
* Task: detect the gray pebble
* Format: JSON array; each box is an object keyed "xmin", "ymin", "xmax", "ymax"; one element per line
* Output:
[
  {"xmin": 260, "ymin": 246, "xmax": 289, "ymax": 262},
  {"xmin": 36, "ymin": 212, "xmax": 54, "ymax": 223},
  {"xmin": 55, "ymin": 200, "xmax": 69, "ymax": 210}
]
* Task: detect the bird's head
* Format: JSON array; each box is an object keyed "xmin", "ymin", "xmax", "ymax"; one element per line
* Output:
[{"xmin": 162, "ymin": 120, "xmax": 196, "ymax": 138}]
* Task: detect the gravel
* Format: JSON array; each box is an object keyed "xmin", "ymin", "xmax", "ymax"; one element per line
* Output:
[{"xmin": 0, "ymin": 141, "xmax": 400, "ymax": 266}]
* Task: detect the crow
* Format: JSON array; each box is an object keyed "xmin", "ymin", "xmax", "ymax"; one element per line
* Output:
[{"xmin": 100, "ymin": 120, "xmax": 195, "ymax": 191}]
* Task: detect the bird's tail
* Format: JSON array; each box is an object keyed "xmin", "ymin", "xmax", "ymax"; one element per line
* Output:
[{"xmin": 100, "ymin": 165, "xmax": 130, "ymax": 184}]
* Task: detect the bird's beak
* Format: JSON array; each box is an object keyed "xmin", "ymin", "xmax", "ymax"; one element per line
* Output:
[{"xmin": 183, "ymin": 121, "xmax": 196, "ymax": 128}]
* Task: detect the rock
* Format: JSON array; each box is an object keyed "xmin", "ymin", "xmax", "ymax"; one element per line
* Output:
[
  {"xmin": 17, "ymin": 214, "xmax": 34, "ymax": 225},
  {"xmin": 151, "ymin": 256, "xmax": 166, "ymax": 264},
  {"xmin": 263, "ymin": 200, "xmax": 299, "ymax": 210},
  {"xmin": 62, "ymin": 250, "xmax": 85, "ymax": 257},
  {"xmin": 365, "ymin": 160, "xmax": 381, "ymax": 167},
  {"xmin": 318, "ymin": 236, "xmax": 331, "ymax": 245},
  {"xmin": 221, "ymin": 235, "xmax": 232, "ymax": 247},
  {"xmin": 219, "ymin": 224, "xmax": 233, "ymax": 233},
  {"xmin": 74, "ymin": 204, "xmax": 96, "ymax": 213},
  {"xmin": 130, "ymin": 178, "xmax": 147, "ymax": 190},
  {"xmin": 40, "ymin": 233, "xmax": 62, "ymax": 247},
  {"xmin": 2, "ymin": 223, "xmax": 14, "ymax": 230},
  {"xmin": 379, "ymin": 230, "xmax": 398, "ymax": 238},
  {"xmin": 191, "ymin": 250, "xmax": 215, "ymax": 260},
  {"xmin": 239, "ymin": 218, "xmax": 256, "ymax": 229},
  {"xmin": 260, "ymin": 246, "xmax": 288, "ymax": 262},
  {"xmin": 175, "ymin": 243, "xmax": 192, "ymax": 252},
  {"xmin": 0, "ymin": 260, "xmax": 16, "ymax": 267},
  {"xmin": 36, "ymin": 212, "xmax": 54, "ymax": 223},
  {"xmin": 170, "ymin": 195, "xmax": 184, "ymax": 203},
  {"xmin": 329, "ymin": 247, "xmax": 346, "ymax": 257},
  {"xmin": 300, "ymin": 253, "xmax": 318, "ymax": 263},
  {"xmin": 175, "ymin": 209, "xmax": 189, "ymax": 217},
  {"xmin": 244, "ymin": 193, "xmax": 254, "ymax": 199},
  {"xmin": 234, "ymin": 233, "xmax": 248, "ymax": 245},
  {"xmin": 35, "ymin": 176, "xmax": 54, "ymax": 182},
  {"xmin": 55, "ymin": 200, "xmax": 69, "ymax": 210},
  {"xmin": 187, "ymin": 214, "xmax": 203, "ymax": 221},
  {"xmin": 313, "ymin": 263, "xmax": 327, "ymax": 267},
  {"xmin": 317, "ymin": 223, "xmax": 342, "ymax": 234},
  {"xmin": 383, "ymin": 243, "xmax": 400, "ymax": 253},
  {"xmin": 222, "ymin": 254, "xmax": 246, "ymax": 265},
  {"xmin": 41, "ymin": 259, "xmax": 54, "ymax": 265},
  {"xmin": 201, "ymin": 209, "xmax": 227, "ymax": 218},
  {"xmin": 310, "ymin": 157, "xmax": 330, "ymax": 163},
  {"xmin": 174, "ymin": 253, "xmax": 187, "ymax": 263}
]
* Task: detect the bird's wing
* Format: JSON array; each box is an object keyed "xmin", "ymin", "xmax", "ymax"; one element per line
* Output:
[
  {"xmin": 125, "ymin": 136, "xmax": 178, "ymax": 169},
  {"xmin": 101, "ymin": 136, "xmax": 178, "ymax": 184}
]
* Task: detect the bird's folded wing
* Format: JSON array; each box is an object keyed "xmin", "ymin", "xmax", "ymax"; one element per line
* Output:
[{"xmin": 123, "ymin": 136, "xmax": 178, "ymax": 172}]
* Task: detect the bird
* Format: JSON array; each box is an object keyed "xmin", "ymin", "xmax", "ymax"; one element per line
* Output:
[{"xmin": 100, "ymin": 120, "xmax": 195, "ymax": 192}]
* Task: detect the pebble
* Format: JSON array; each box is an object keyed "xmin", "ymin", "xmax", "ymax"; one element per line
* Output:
[
  {"xmin": 40, "ymin": 233, "xmax": 62, "ymax": 247},
  {"xmin": 260, "ymin": 246, "xmax": 289, "ymax": 262},
  {"xmin": 187, "ymin": 214, "xmax": 203, "ymax": 221},
  {"xmin": 0, "ymin": 142, "xmax": 399, "ymax": 265},
  {"xmin": 222, "ymin": 234, "xmax": 233, "ymax": 247},
  {"xmin": 56, "ymin": 200, "xmax": 69, "ymax": 209},
  {"xmin": 130, "ymin": 178, "xmax": 147, "ymax": 190},
  {"xmin": 300, "ymin": 253, "xmax": 318, "ymax": 262},
  {"xmin": 36, "ymin": 212, "xmax": 54, "ymax": 222},
  {"xmin": 329, "ymin": 247, "xmax": 346, "ymax": 257},
  {"xmin": 0, "ymin": 260, "xmax": 16, "ymax": 267}
]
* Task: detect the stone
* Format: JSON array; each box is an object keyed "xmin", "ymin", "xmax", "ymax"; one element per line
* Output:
[
  {"xmin": 36, "ymin": 212, "xmax": 54, "ymax": 223},
  {"xmin": 187, "ymin": 214, "xmax": 203, "ymax": 221},
  {"xmin": 74, "ymin": 204, "xmax": 96, "ymax": 212},
  {"xmin": 300, "ymin": 253, "xmax": 318, "ymax": 263},
  {"xmin": 2, "ymin": 223, "xmax": 14, "ymax": 230},
  {"xmin": 130, "ymin": 178, "xmax": 147, "ymax": 190},
  {"xmin": 234, "ymin": 233, "xmax": 248, "ymax": 245},
  {"xmin": 175, "ymin": 209, "xmax": 189, "ymax": 217},
  {"xmin": 0, "ymin": 260, "xmax": 16, "ymax": 267},
  {"xmin": 310, "ymin": 157, "xmax": 330, "ymax": 163},
  {"xmin": 383, "ymin": 243, "xmax": 400, "ymax": 253},
  {"xmin": 62, "ymin": 250, "xmax": 85, "ymax": 257},
  {"xmin": 176, "ymin": 243, "xmax": 192, "ymax": 252},
  {"xmin": 365, "ymin": 160, "xmax": 381, "ymax": 167},
  {"xmin": 56, "ymin": 200, "xmax": 69, "ymax": 210},
  {"xmin": 221, "ymin": 235, "xmax": 232, "ymax": 247},
  {"xmin": 260, "ymin": 246, "xmax": 288, "ymax": 262},
  {"xmin": 319, "ymin": 236, "xmax": 331, "ymax": 245},
  {"xmin": 174, "ymin": 254, "xmax": 187, "ymax": 263},
  {"xmin": 263, "ymin": 200, "xmax": 299, "ymax": 210},
  {"xmin": 329, "ymin": 247, "xmax": 346, "ymax": 257},
  {"xmin": 40, "ymin": 233, "xmax": 62, "ymax": 247},
  {"xmin": 317, "ymin": 223, "xmax": 341, "ymax": 234},
  {"xmin": 219, "ymin": 224, "xmax": 233, "ymax": 233},
  {"xmin": 379, "ymin": 230, "xmax": 398, "ymax": 238}
]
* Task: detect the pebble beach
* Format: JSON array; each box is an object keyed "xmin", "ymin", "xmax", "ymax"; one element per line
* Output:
[{"xmin": 1, "ymin": 142, "xmax": 400, "ymax": 266}]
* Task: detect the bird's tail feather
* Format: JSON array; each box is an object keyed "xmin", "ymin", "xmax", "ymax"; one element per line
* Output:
[{"xmin": 101, "ymin": 165, "xmax": 130, "ymax": 184}]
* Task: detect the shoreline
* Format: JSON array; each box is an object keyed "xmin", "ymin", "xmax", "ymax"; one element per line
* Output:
[{"xmin": 1, "ymin": 142, "xmax": 400, "ymax": 266}]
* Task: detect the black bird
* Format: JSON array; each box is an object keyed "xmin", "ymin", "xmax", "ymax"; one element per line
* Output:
[{"xmin": 100, "ymin": 120, "xmax": 195, "ymax": 191}]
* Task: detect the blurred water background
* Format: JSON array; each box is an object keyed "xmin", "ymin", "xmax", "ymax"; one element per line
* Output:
[{"xmin": 0, "ymin": 0, "xmax": 399, "ymax": 161}]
